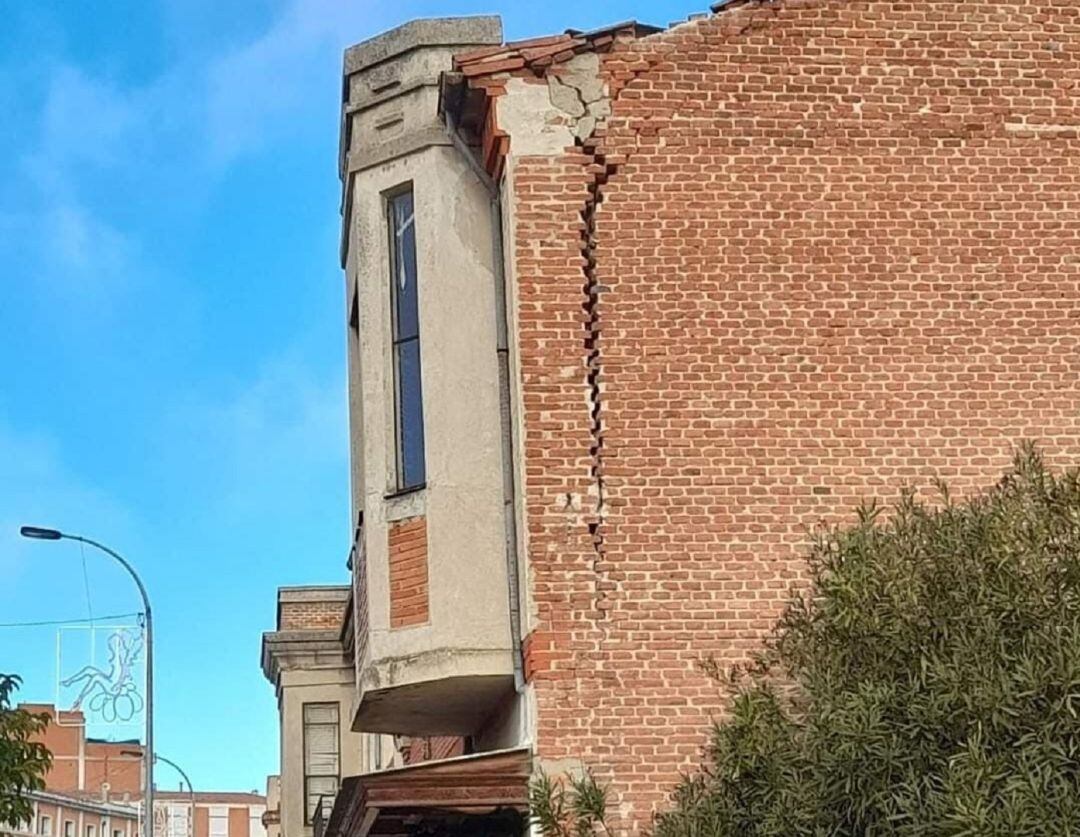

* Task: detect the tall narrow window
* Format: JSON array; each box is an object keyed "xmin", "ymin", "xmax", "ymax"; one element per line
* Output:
[
  {"xmin": 303, "ymin": 704, "xmax": 340, "ymax": 824},
  {"xmin": 167, "ymin": 805, "xmax": 189, "ymax": 837},
  {"xmin": 388, "ymin": 189, "xmax": 425, "ymax": 490},
  {"xmin": 208, "ymin": 809, "xmax": 227, "ymax": 837}
]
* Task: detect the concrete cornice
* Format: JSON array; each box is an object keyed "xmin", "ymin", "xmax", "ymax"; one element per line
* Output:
[
  {"xmin": 277, "ymin": 586, "xmax": 350, "ymax": 603},
  {"xmin": 260, "ymin": 629, "xmax": 349, "ymax": 689},
  {"xmin": 26, "ymin": 790, "xmax": 139, "ymax": 819},
  {"xmin": 345, "ymin": 128, "xmax": 453, "ymax": 177},
  {"xmin": 343, "ymin": 16, "xmax": 503, "ymax": 76}
]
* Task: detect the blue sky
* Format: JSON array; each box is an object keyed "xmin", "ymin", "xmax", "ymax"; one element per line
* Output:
[{"xmin": 0, "ymin": 0, "xmax": 708, "ymax": 793}]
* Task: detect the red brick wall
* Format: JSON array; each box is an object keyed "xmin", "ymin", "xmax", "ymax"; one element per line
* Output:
[
  {"xmin": 510, "ymin": 0, "xmax": 1080, "ymax": 828},
  {"xmin": 400, "ymin": 736, "xmax": 465, "ymax": 765},
  {"xmin": 278, "ymin": 600, "xmax": 346, "ymax": 631},
  {"xmin": 388, "ymin": 518, "xmax": 429, "ymax": 628},
  {"xmin": 24, "ymin": 706, "xmax": 143, "ymax": 799},
  {"xmin": 84, "ymin": 742, "xmax": 142, "ymax": 798}
]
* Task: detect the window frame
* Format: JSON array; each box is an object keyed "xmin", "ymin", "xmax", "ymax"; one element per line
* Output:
[
  {"xmin": 39, "ymin": 815, "xmax": 52, "ymax": 836},
  {"xmin": 207, "ymin": 808, "xmax": 228, "ymax": 837},
  {"xmin": 302, "ymin": 702, "xmax": 341, "ymax": 825},
  {"xmin": 385, "ymin": 185, "xmax": 426, "ymax": 493},
  {"xmin": 64, "ymin": 821, "xmax": 74, "ymax": 837}
]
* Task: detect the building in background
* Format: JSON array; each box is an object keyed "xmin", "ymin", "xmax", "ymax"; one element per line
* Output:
[
  {"xmin": 260, "ymin": 586, "xmax": 367, "ymax": 837},
  {"xmin": 20, "ymin": 706, "xmax": 143, "ymax": 804},
  {"xmin": 267, "ymin": 0, "xmax": 1080, "ymax": 833},
  {"xmin": 19, "ymin": 705, "xmax": 266, "ymax": 837},
  {"xmin": 260, "ymin": 587, "xmax": 463, "ymax": 837},
  {"xmin": 259, "ymin": 778, "xmax": 279, "ymax": 837},
  {"xmin": 0, "ymin": 790, "xmax": 138, "ymax": 837},
  {"xmin": 154, "ymin": 793, "xmax": 266, "ymax": 837}
]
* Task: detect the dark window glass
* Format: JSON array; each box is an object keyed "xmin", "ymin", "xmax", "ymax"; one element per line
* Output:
[{"xmin": 388, "ymin": 189, "xmax": 425, "ymax": 490}]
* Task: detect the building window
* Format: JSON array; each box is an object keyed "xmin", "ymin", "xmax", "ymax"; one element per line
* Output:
[
  {"xmin": 39, "ymin": 816, "xmax": 51, "ymax": 836},
  {"xmin": 208, "ymin": 808, "xmax": 228, "ymax": 837},
  {"xmin": 167, "ymin": 805, "xmax": 189, "ymax": 837},
  {"xmin": 367, "ymin": 733, "xmax": 382, "ymax": 772},
  {"xmin": 86, "ymin": 825, "xmax": 97, "ymax": 837},
  {"xmin": 303, "ymin": 703, "xmax": 340, "ymax": 824},
  {"xmin": 387, "ymin": 188, "xmax": 425, "ymax": 491},
  {"xmin": 64, "ymin": 822, "xmax": 74, "ymax": 837},
  {"xmin": 112, "ymin": 830, "xmax": 122, "ymax": 837}
]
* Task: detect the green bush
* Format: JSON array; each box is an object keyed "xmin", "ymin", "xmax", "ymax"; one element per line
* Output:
[{"xmin": 653, "ymin": 446, "xmax": 1080, "ymax": 836}]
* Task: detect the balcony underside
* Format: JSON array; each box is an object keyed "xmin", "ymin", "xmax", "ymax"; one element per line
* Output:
[{"xmin": 354, "ymin": 647, "xmax": 515, "ymax": 735}]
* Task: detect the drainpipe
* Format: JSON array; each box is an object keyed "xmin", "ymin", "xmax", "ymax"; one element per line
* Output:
[{"xmin": 444, "ymin": 110, "xmax": 526, "ymax": 693}]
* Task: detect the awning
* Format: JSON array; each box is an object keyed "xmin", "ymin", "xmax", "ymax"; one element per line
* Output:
[{"xmin": 325, "ymin": 748, "xmax": 531, "ymax": 837}]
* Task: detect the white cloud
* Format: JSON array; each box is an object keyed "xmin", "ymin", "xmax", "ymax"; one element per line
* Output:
[
  {"xmin": 12, "ymin": 64, "xmax": 148, "ymax": 300},
  {"xmin": 0, "ymin": 419, "xmax": 134, "ymax": 587},
  {"xmin": 203, "ymin": 0, "xmax": 371, "ymax": 162},
  {"xmin": 162, "ymin": 355, "xmax": 349, "ymax": 517},
  {"xmin": 7, "ymin": 0, "xmax": 374, "ymax": 299}
]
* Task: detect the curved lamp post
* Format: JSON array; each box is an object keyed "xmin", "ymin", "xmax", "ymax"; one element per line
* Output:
[
  {"xmin": 20, "ymin": 526, "xmax": 154, "ymax": 837},
  {"xmin": 125, "ymin": 752, "xmax": 193, "ymax": 837}
]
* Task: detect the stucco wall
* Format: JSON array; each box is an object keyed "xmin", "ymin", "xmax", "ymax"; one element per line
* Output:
[
  {"xmin": 341, "ymin": 19, "xmax": 515, "ymax": 736},
  {"xmin": 277, "ymin": 672, "xmax": 363, "ymax": 837}
]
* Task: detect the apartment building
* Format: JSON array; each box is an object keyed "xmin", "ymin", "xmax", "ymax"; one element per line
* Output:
[
  {"xmin": 21, "ymin": 705, "xmax": 266, "ymax": 837},
  {"xmin": 260, "ymin": 587, "xmax": 467, "ymax": 837},
  {"xmin": 0, "ymin": 791, "xmax": 138, "ymax": 837},
  {"xmin": 153, "ymin": 793, "xmax": 266, "ymax": 837},
  {"xmin": 272, "ymin": 1, "xmax": 1080, "ymax": 833},
  {"xmin": 21, "ymin": 706, "xmax": 143, "ymax": 804}
]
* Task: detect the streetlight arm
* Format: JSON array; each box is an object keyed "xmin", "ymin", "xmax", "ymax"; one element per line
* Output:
[
  {"xmin": 60, "ymin": 534, "xmax": 152, "ymax": 618},
  {"xmin": 154, "ymin": 755, "xmax": 193, "ymax": 795}
]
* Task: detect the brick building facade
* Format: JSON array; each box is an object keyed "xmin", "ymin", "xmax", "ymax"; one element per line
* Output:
[
  {"xmin": 21, "ymin": 706, "xmax": 143, "ymax": 804},
  {"xmin": 275, "ymin": 1, "xmax": 1080, "ymax": 833},
  {"xmin": 474, "ymin": 1, "xmax": 1080, "ymax": 824},
  {"xmin": 0, "ymin": 790, "xmax": 139, "ymax": 837},
  {"xmin": 19, "ymin": 705, "xmax": 266, "ymax": 837}
]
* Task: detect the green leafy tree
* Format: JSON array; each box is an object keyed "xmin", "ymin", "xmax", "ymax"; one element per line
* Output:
[
  {"xmin": 653, "ymin": 446, "xmax": 1080, "ymax": 836},
  {"xmin": 0, "ymin": 675, "xmax": 52, "ymax": 828}
]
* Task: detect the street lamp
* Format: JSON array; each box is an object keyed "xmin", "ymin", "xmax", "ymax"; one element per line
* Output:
[{"xmin": 20, "ymin": 526, "xmax": 154, "ymax": 837}]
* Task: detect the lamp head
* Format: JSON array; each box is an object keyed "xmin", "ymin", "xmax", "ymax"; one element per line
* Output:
[{"xmin": 20, "ymin": 526, "xmax": 63, "ymax": 541}]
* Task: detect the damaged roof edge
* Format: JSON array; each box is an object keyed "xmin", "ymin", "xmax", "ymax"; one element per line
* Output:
[{"xmin": 564, "ymin": 20, "xmax": 665, "ymax": 39}]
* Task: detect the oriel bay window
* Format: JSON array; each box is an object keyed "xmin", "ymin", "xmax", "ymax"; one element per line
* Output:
[
  {"xmin": 303, "ymin": 703, "xmax": 340, "ymax": 824},
  {"xmin": 388, "ymin": 188, "xmax": 426, "ymax": 491}
]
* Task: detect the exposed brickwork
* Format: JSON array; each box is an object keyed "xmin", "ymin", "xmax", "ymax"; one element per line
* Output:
[
  {"xmin": 23, "ymin": 705, "xmax": 143, "ymax": 800},
  {"xmin": 388, "ymin": 517, "xmax": 430, "ymax": 628},
  {"xmin": 400, "ymin": 735, "xmax": 466, "ymax": 765},
  {"xmin": 354, "ymin": 548, "xmax": 370, "ymax": 665},
  {"xmin": 505, "ymin": 0, "xmax": 1080, "ymax": 829},
  {"xmin": 278, "ymin": 600, "xmax": 347, "ymax": 631}
]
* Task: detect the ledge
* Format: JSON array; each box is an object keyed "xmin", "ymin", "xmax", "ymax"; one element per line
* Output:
[
  {"xmin": 344, "ymin": 17, "xmax": 503, "ymax": 76},
  {"xmin": 354, "ymin": 647, "xmax": 515, "ymax": 736}
]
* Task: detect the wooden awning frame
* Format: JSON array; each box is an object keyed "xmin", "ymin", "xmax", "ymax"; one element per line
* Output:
[{"xmin": 325, "ymin": 748, "xmax": 531, "ymax": 837}]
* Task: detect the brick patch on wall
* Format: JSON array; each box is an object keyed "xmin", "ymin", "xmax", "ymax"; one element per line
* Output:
[{"xmin": 388, "ymin": 517, "xmax": 430, "ymax": 628}]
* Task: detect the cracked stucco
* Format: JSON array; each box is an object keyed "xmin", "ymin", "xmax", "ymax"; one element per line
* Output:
[{"xmin": 498, "ymin": 52, "xmax": 612, "ymax": 154}]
